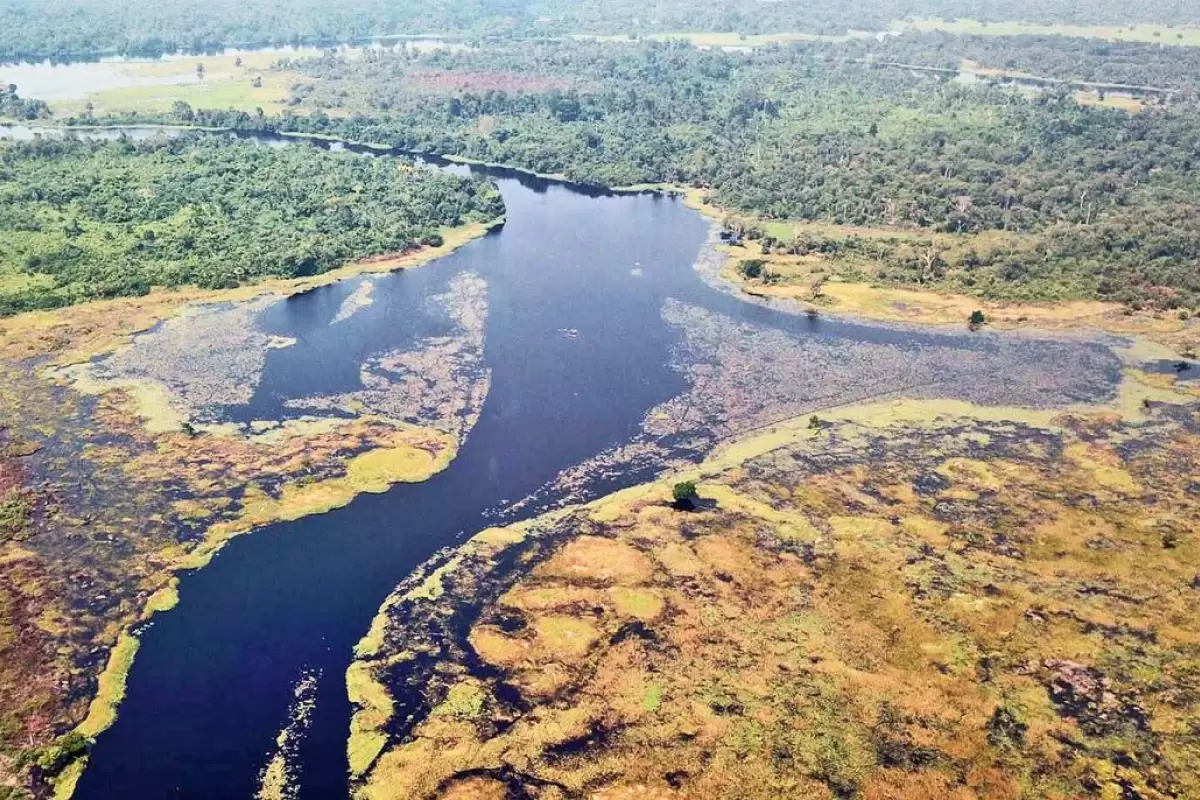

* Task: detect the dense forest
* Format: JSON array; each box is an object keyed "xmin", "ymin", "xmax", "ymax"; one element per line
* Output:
[
  {"xmin": 2, "ymin": 0, "xmax": 1200, "ymax": 61},
  {"xmin": 0, "ymin": 134, "xmax": 504, "ymax": 315},
  {"xmin": 95, "ymin": 38, "xmax": 1199, "ymax": 309}
]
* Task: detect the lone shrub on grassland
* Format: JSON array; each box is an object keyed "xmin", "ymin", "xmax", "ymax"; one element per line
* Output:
[{"xmin": 672, "ymin": 480, "xmax": 699, "ymax": 510}]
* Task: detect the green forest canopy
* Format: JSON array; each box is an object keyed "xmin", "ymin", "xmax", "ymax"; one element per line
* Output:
[
  {"xmin": 0, "ymin": 134, "xmax": 504, "ymax": 315},
  {"xmin": 2, "ymin": 0, "xmax": 1200, "ymax": 60}
]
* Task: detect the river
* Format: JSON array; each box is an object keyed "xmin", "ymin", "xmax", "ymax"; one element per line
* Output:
[{"xmin": 0, "ymin": 125, "xmax": 1124, "ymax": 797}]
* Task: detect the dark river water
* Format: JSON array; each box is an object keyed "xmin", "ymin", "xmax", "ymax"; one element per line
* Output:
[{"xmin": 0, "ymin": 127, "xmax": 1121, "ymax": 798}]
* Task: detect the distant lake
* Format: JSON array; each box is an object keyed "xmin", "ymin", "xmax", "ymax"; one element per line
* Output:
[{"xmin": 0, "ymin": 38, "xmax": 461, "ymax": 102}]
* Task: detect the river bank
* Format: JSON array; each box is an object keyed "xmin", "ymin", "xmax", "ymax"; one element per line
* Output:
[
  {"xmin": 8, "ymin": 120, "xmax": 1194, "ymax": 362},
  {"xmin": 674, "ymin": 188, "xmax": 1199, "ymax": 361},
  {"xmin": 0, "ymin": 213, "xmax": 503, "ymax": 795}
]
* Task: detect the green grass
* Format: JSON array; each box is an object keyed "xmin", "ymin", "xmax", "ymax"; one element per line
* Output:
[
  {"xmin": 62, "ymin": 73, "xmax": 295, "ymax": 117},
  {"xmin": 0, "ymin": 272, "xmax": 54, "ymax": 295},
  {"xmin": 891, "ymin": 18, "xmax": 1200, "ymax": 46},
  {"xmin": 574, "ymin": 31, "xmax": 873, "ymax": 47},
  {"xmin": 0, "ymin": 494, "xmax": 30, "ymax": 543},
  {"xmin": 642, "ymin": 682, "xmax": 663, "ymax": 712},
  {"xmin": 49, "ymin": 51, "xmax": 315, "ymax": 116}
]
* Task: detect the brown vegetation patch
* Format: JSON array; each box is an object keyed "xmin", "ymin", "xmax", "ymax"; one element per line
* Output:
[
  {"xmin": 404, "ymin": 71, "xmax": 572, "ymax": 95},
  {"xmin": 532, "ymin": 537, "xmax": 655, "ymax": 587}
]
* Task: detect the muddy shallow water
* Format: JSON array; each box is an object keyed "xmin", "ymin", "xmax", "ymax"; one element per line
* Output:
[{"xmin": 42, "ymin": 138, "xmax": 1124, "ymax": 797}]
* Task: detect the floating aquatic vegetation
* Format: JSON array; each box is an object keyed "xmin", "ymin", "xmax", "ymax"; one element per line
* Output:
[
  {"xmin": 256, "ymin": 668, "xmax": 321, "ymax": 800},
  {"xmin": 350, "ymin": 391, "xmax": 1200, "ymax": 800},
  {"xmin": 287, "ymin": 273, "xmax": 490, "ymax": 442},
  {"xmin": 515, "ymin": 297, "xmax": 1122, "ymax": 511},
  {"xmin": 57, "ymin": 296, "xmax": 282, "ymax": 429},
  {"xmin": 331, "ymin": 279, "xmax": 377, "ymax": 325}
]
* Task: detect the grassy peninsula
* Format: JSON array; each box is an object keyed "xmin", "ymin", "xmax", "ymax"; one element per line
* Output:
[{"xmin": 351, "ymin": 377, "xmax": 1200, "ymax": 800}]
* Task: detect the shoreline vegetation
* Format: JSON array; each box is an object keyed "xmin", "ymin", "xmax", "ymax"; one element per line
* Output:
[
  {"xmin": 5, "ymin": 115, "xmax": 1198, "ymax": 358},
  {"xmin": 0, "ymin": 133, "xmax": 505, "ymax": 315},
  {"xmin": 675, "ymin": 190, "xmax": 1199, "ymax": 358},
  {"xmin": 348, "ymin": 368, "xmax": 1200, "ymax": 799},
  {"xmin": 10, "ymin": 123, "xmax": 1193, "ymax": 359}
]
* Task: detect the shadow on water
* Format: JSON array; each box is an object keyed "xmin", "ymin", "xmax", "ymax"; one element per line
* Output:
[{"xmin": 69, "ymin": 140, "xmax": 1122, "ymax": 798}]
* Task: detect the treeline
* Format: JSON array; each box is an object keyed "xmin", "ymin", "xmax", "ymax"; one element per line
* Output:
[
  {"xmin": 4, "ymin": 0, "xmax": 1200, "ymax": 62},
  {"xmin": 0, "ymin": 85, "xmax": 50, "ymax": 120},
  {"xmin": 0, "ymin": 134, "xmax": 504, "ymax": 315},
  {"xmin": 851, "ymin": 32, "xmax": 1200, "ymax": 91}
]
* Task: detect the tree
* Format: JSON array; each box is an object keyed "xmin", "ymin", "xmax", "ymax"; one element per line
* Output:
[
  {"xmin": 969, "ymin": 309, "xmax": 987, "ymax": 330},
  {"xmin": 170, "ymin": 100, "xmax": 195, "ymax": 122},
  {"xmin": 672, "ymin": 480, "xmax": 698, "ymax": 509},
  {"xmin": 740, "ymin": 259, "xmax": 765, "ymax": 279},
  {"xmin": 36, "ymin": 732, "xmax": 89, "ymax": 775}
]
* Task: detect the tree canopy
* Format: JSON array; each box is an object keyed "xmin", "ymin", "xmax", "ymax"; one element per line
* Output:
[
  {"xmin": 2, "ymin": 0, "xmax": 1200, "ymax": 61},
  {"xmin": 0, "ymin": 133, "xmax": 504, "ymax": 314}
]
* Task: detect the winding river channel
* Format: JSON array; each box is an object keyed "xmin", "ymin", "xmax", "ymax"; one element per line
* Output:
[{"xmin": 2, "ymin": 125, "xmax": 1125, "ymax": 798}]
